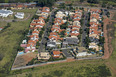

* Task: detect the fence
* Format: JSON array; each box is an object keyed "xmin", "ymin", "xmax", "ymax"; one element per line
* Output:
[{"xmin": 11, "ymin": 59, "xmax": 66, "ymax": 70}]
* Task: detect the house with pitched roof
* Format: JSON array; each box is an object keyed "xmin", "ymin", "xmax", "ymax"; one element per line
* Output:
[
  {"xmin": 32, "ymin": 30, "xmax": 39, "ymax": 35},
  {"xmin": 24, "ymin": 40, "xmax": 37, "ymax": 52},
  {"xmin": 52, "ymin": 50, "xmax": 62, "ymax": 58},
  {"xmin": 55, "ymin": 11, "xmax": 66, "ymax": 19},
  {"xmin": 89, "ymin": 42, "xmax": 101, "ymax": 51},
  {"xmin": 41, "ymin": 7, "xmax": 50, "ymax": 19}
]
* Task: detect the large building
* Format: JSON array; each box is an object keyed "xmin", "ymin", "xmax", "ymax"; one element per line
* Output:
[{"xmin": 0, "ymin": 9, "xmax": 13, "ymax": 17}]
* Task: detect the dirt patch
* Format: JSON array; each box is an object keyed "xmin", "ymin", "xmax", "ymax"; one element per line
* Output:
[
  {"xmin": 12, "ymin": 52, "xmax": 37, "ymax": 68},
  {"xmin": 102, "ymin": 16, "xmax": 110, "ymax": 59},
  {"xmin": 102, "ymin": 11, "xmax": 116, "ymax": 59}
]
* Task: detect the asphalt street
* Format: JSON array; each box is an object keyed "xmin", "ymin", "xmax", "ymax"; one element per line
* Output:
[
  {"xmin": 81, "ymin": 11, "xmax": 88, "ymax": 47},
  {"xmin": 39, "ymin": 10, "xmax": 55, "ymax": 52}
]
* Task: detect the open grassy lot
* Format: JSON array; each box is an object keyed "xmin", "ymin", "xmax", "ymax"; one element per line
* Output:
[
  {"xmin": 0, "ymin": 8, "xmax": 37, "ymax": 77},
  {"xmin": 13, "ymin": 8, "xmax": 37, "ymax": 13},
  {"xmin": 0, "ymin": 21, "xmax": 8, "ymax": 27},
  {"xmin": 9, "ymin": 59, "xmax": 111, "ymax": 77}
]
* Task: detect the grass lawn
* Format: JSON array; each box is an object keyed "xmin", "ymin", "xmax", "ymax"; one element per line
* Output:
[
  {"xmin": 0, "ymin": 21, "xmax": 8, "ymax": 27},
  {"xmin": 0, "ymin": 8, "xmax": 37, "ymax": 77},
  {"xmin": 8, "ymin": 59, "xmax": 111, "ymax": 77},
  {"xmin": 13, "ymin": 8, "xmax": 37, "ymax": 13},
  {"xmin": 107, "ymin": 23, "xmax": 116, "ymax": 77}
]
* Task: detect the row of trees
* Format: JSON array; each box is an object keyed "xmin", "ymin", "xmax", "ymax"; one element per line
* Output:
[{"xmin": 0, "ymin": 0, "xmax": 58, "ymax": 7}]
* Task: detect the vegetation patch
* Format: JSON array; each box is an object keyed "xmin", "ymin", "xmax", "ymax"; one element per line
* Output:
[
  {"xmin": 9, "ymin": 60, "xmax": 111, "ymax": 77},
  {"xmin": 0, "ymin": 9, "xmax": 37, "ymax": 77}
]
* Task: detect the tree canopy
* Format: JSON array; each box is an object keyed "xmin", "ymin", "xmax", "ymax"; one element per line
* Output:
[{"xmin": 0, "ymin": 0, "xmax": 57, "ymax": 7}]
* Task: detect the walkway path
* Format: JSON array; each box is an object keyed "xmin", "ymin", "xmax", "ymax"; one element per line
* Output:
[
  {"xmin": 39, "ymin": 10, "xmax": 55, "ymax": 52},
  {"xmin": 102, "ymin": 16, "xmax": 110, "ymax": 59},
  {"xmin": 81, "ymin": 11, "xmax": 88, "ymax": 47}
]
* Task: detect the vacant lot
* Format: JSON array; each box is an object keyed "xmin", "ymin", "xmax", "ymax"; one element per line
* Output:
[
  {"xmin": 13, "ymin": 52, "xmax": 37, "ymax": 68},
  {"xmin": 0, "ymin": 8, "xmax": 37, "ymax": 76},
  {"xmin": 106, "ymin": 22, "xmax": 116, "ymax": 77},
  {"xmin": 9, "ymin": 59, "xmax": 111, "ymax": 77},
  {"xmin": 0, "ymin": 21, "xmax": 8, "ymax": 27}
]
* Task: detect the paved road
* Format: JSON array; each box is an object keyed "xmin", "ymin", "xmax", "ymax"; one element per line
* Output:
[
  {"xmin": 39, "ymin": 10, "xmax": 55, "ymax": 52},
  {"xmin": 81, "ymin": 11, "xmax": 88, "ymax": 47}
]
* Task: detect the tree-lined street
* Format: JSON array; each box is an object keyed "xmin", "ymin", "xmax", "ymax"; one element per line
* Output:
[{"xmin": 39, "ymin": 9, "xmax": 55, "ymax": 52}]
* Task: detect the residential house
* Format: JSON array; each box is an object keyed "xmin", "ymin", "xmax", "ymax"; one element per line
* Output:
[
  {"xmin": 32, "ymin": 30, "xmax": 39, "ymax": 35},
  {"xmin": 90, "ymin": 9, "xmax": 101, "ymax": 14},
  {"xmin": 29, "ymin": 35, "xmax": 39, "ymax": 42},
  {"xmin": 89, "ymin": 42, "xmax": 101, "ymax": 51},
  {"xmin": 73, "ymin": 21, "xmax": 81, "ymax": 27},
  {"xmin": 63, "ymin": 37, "xmax": 79, "ymax": 45},
  {"xmin": 52, "ymin": 50, "xmax": 62, "ymax": 58},
  {"xmin": 38, "ymin": 52, "xmax": 50, "ymax": 60},
  {"xmin": 72, "ymin": 25, "xmax": 81, "ymax": 30},
  {"xmin": 70, "ymin": 29, "xmax": 80, "ymax": 38},
  {"xmin": 49, "ymin": 32, "xmax": 60, "ymax": 42},
  {"xmin": 41, "ymin": 7, "xmax": 50, "ymax": 19},
  {"xmin": 47, "ymin": 41, "xmax": 56, "ymax": 48},
  {"xmin": 55, "ymin": 11, "xmax": 66, "ymax": 19},
  {"xmin": 51, "ymin": 25, "xmax": 62, "ymax": 33},
  {"xmin": 25, "ymin": 40, "xmax": 36, "ymax": 52},
  {"xmin": 0, "ymin": 27, "xmax": 3, "ymax": 31},
  {"xmin": 76, "ymin": 52, "xmax": 92, "ymax": 57}
]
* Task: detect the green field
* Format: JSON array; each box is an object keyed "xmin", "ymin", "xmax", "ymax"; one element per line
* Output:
[
  {"xmin": 0, "ymin": 8, "xmax": 37, "ymax": 77},
  {"xmin": 9, "ymin": 59, "xmax": 111, "ymax": 77}
]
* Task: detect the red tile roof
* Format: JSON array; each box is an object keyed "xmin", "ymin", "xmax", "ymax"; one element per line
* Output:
[
  {"xmin": 32, "ymin": 31, "xmax": 39, "ymax": 34},
  {"xmin": 72, "ymin": 25, "xmax": 81, "ymax": 29},
  {"xmin": 28, "ymin": 40, "xmax": 36, "ymax": 44},
  {"xmin": 71, "ymin": 33, "xmax": 80, "ymax": 36},
  {"xmin": 42, "ymin": 7, "xmax": 50, "ymax": 13},
  {"xmin": 52, "ymin": 51, "xmax": 62, "ymax": 58},
  {"xmin": 90, "ymin": 9, "xmax": 101, "ymax": 13}
]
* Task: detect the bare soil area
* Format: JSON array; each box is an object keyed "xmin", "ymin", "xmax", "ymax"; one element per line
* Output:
[
  {"xmin": 102, "ymin": 11, "xmax": 115, "ymax": 59},
  {"xmin": 12, "ymin": 52, "xmax": 37, "ymax": 68}
]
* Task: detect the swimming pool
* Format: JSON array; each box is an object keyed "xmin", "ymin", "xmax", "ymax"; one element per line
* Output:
[
  {"xmin": 67, "ymin": 32, "xmax": 70, "ymax": 34},
  {"xmin": 18, "ymin": 52, "xmax": 24, "ymax": 55}
]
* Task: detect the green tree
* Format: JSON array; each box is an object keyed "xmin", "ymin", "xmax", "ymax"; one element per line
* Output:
[
  {"xmin": 87, "ymin": 0, "xmax": 99, "ymax": 4},
  {"xmin": 39, "ymin": 31, "xmax": 43, "ymax": 38},
  {"xmin": 80, "ymin": 0, "xmax": 84, "ymax": 3},
  {"xmin": 59, "ymin": 31, "xmax": 66, "ymax": 37}
]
